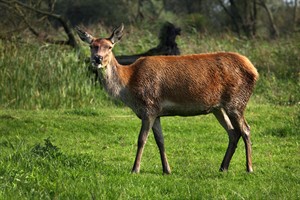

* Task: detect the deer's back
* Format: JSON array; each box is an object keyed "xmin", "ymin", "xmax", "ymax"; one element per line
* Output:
[{"xmin": 126, "ymin": 52, "xmax": 258, "ymax": 116}]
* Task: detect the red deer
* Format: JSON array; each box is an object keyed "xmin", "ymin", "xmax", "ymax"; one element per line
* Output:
[{"xmin": 76, "ymin": 24, "xmax": 259, "ymax": 174}]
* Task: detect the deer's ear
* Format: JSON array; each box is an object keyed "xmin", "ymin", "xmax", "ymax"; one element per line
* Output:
[
  {"xmin": 109, "ymin": 24, "xmax": 124, "ymax": 44},
  {"xmin": 75, "ymin": 27, "xmax": 94, "ymax": 44}
]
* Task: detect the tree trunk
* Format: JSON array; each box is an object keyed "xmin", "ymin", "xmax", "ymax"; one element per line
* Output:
[
  {"xmin": 242, "ymin": 0, "xmax": 252, "ymax": 38},
  {"xmin": 294, "ymin": 0, "xmax": 298, "ymax": 31},
  {"xmin": 259, "ymin": 0, "xmax": 279, "ymax": 38},
  {"xmin": 251, "ymin": 0, "xmax": 257, "ymax": 36},
  {"xmin": 218, "ymin": 0, "xmax": 257, "ymax": 38},
  {"xmin": 229, "ymin": 0, "xmax": 243, "ymax": 35},
  {"xmin": 218, "ymin": 0, "xmax": 241, "ymax": 36}
]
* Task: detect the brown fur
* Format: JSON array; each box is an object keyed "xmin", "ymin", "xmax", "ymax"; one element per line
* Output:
[
  {"xmin": 113, "ymin": 53, "xmax": 258, "ymax": 118},
  {"xmin": 76, "ymin": 25, "xmax": 259, "ymax": 174}
]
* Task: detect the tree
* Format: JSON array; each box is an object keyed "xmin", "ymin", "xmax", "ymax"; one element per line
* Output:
[
  {"xmin": 257, "ymin": 0, "xmax": 279, "ymax": 38},
  {"xmin": 0, "ymin": 0, "xmax": 78, "ymax": 48},
  {"xmin": 293, "ymin": 0, "xmax": 299, "ymax": 31},
  {"xmin": 218, "ymin": 0, "xmax": 257, "ymax": 38}
]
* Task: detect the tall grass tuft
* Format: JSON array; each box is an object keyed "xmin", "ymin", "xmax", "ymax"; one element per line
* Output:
[{"xmin": 0, "ymin": 40, "xmax": 110, "ymax": 109}]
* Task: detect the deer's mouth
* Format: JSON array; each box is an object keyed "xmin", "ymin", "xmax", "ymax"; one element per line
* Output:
[
  {"xmin": 91, "ymin": 60, "xmax": 103, "ymax": 69},
  {"xmin": 91, "ymin": 55, "xmax": 104, "ymax": 69}
]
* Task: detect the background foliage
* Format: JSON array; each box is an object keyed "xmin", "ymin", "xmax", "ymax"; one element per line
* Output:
[{"xmin": 0, "ymin": 0, "xmax": 299, "ymax": 40}]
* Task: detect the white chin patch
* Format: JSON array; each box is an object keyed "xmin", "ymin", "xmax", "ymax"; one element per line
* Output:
[
  {"xmin": 91, "ymin": 61, "xmax": 103, "ymax": 69},
  {"xmin": 97, "ymin": 64, "xmax": 103, "ymax": 69}
]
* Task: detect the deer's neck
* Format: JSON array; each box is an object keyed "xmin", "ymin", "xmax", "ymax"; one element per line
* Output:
[{"xmin": 99, "ymin": 55, "xmax": 133, "ymax": 101}]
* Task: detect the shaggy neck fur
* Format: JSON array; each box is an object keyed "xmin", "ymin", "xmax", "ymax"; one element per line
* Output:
[{"xmin": 98, "ymin": 55, "xmax": 131, "ymax": 103}]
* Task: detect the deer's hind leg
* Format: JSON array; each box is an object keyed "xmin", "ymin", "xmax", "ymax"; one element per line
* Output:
[
  {"xmin": 227, "ymin": 111, "xmax": 253, "ymax": 172},
  {"xmin": 213, "ymin": 108, "xmax": 241, "ymax": 172}
]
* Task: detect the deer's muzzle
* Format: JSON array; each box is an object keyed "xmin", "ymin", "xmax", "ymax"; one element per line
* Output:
[
  {"xmin": 92, "ymin": 55, "xmax": 104, "ymax": 68},
  {"xmin": 94, "ymin": 55, "xmax": 103, "ymax": 64}
]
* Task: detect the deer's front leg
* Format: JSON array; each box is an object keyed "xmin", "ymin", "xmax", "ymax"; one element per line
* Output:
[{"xmin": 132, "ymin": 117, "xmax": 155, "ymax": 173}]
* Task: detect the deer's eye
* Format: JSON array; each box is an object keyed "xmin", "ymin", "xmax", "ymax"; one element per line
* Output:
[
  {"xmin": 90, "ymin": 45, "xmax": 98, "ymax": 51},
  {"xmin": 104, "ymin": 45, "xmax": 112, "ymax": 50}
]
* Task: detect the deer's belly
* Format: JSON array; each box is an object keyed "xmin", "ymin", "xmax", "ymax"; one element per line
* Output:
[{"xmin": 159, "ymin": 100, "xmax": 218, "ymax": 116}]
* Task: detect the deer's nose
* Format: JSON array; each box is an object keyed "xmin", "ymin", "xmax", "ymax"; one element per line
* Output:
[{"xmin": 94, "ymin": 55, "xmax": 103, "ymax": 64}]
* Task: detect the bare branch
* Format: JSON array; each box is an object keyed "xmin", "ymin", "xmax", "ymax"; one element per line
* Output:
[{"xmin": 0, "ymin": 0, "xmax": 78, "ymax": 48}]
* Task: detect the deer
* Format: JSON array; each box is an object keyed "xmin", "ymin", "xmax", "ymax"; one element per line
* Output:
[{"xmin": 76, "ymin": 24, "xmax": 259, "ymax": 174}]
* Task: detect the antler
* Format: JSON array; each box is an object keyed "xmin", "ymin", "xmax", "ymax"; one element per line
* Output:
[{"xmin": 75, "ymin": 26, "xmax": 94, "ymax": 44}]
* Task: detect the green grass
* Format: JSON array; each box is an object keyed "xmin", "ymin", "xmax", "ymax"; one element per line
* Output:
[
  {"xmin": 0, "ymin": 40, "xmax": 112, "ymax": 109},
  {"xmin": 0, "ymin": 103, "xmax": 299, "ymax": 199}
]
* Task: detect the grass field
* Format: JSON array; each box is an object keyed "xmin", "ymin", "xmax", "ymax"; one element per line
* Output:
[
  {"xmin": 0, "ymin": 103, "xmax": 299, "ymax": 199},
  {"xmin": 0, "ymin": 28, "xmax": 299, "ymax": 199}
]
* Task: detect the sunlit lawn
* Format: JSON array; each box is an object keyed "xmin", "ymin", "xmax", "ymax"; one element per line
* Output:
[{"xmin": 0, "ymin": 102, "xmax": 299, "ymax": 199}]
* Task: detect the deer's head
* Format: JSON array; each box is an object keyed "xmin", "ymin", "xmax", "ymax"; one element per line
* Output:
[{"xmin": 76, "ymin": 24, "xmax": 124, "ymax": 69}]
